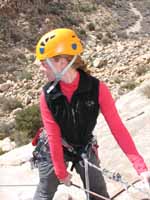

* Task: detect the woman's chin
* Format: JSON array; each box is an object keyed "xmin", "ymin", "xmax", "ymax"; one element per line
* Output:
[{"xmin": 47, "ymin": 75, "xmax": 55, "ymax": 82}]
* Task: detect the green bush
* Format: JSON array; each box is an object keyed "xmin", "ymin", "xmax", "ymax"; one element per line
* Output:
[
  {"xmin": 15, "ymin": 69, "xmax": 32, "ymax": 81},
  {"xmin": 135, "ymin": 64, "xmax": 149, "ymax": 76},
  {"xmin": 141, "ymin": 84, "xmax": 150, "ymax": 99},
  {"xmin": 79, "ymin": 4, "xmax": 96, "ymax": 12},
  {"xmin": 0, "ymin": 147, "xmax": 5, "ymax": 155},
  {"xmin": 10, "ymin": 131, "xmax": 29, "ymax": 146},
  {"xmin": 47, "ymin": 2, "xmax": 66, "ymax": 15},
  {"xmin": 104, "ymin": 0, "xmax": 114, "ymax": 7},
  {"xmin": 14, "ymin": 104, "xmax": 42, "ymax": 145},
  {"xmin": 0, "ymin": 132, "xmax": 8, "ymax": 140},
  {"xmin": 78, "ymin": 28, "xmax": 87, "ymax": 40},
  {"xmin": 113, "ymin": 76, "xmax": 121, "ymax": 84},
  {"xmin": 121, "ymin": 80, "xmax": 137, "ymax": 91},
  {"xmin": 61, "ymin": 15, "xmax": 79, "ymax": 26},
  {"xmin": 87, "ymin": 22, "xmax": 95, "ymax": 31}
]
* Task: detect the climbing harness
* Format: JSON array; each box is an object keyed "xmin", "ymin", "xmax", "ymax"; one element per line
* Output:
[
  {"xmin": 31, "ymin": 132, "xmax": 150, "ymax": 199},
  {"xmin": 62, "ymin": 139, "xmax": 143, "ymax": 199},
  {"xmin": 30, "ymin": 129, "xmax": 48, "ymax": 169},
  {"xmin": 58, "ymin": 139, "xmax": 150, "ymax": 199}
]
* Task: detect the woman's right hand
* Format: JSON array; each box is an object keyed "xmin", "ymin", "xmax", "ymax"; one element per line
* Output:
[{"xmin": 59, "ymin": 173, "xmax": 72, "ymax": 186}]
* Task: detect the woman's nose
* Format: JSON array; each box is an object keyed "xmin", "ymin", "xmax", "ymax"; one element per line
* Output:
[{"xmin": 39, "ymin": 64, "xmax": 46, "ymax": 73}]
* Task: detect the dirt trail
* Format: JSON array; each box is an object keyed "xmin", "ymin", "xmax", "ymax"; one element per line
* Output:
[{"xmin": 126, "ymin": 2, "xmax": 143, "ymax": 35}]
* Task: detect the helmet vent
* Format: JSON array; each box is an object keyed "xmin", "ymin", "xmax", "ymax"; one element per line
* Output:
[
  {"xmin": 50, "ymin": 35, "xmax": 55, "ymax": 39},
  {"xmin": 45, "ymin": 38, "xmax": 49, "ymax": 42},
  {"xmin": 40, "ymin": 42, "xmax": 45, "ymax": 46}
]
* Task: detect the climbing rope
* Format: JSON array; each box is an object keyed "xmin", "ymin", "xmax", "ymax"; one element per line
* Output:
[
  {"xmin": 0, "ymin": 183, "xmax": 110, "ymax": 200},
  {"xmin": 0, "ymin": 159, "xmax": 149, "ymax": 199},
  {"xmin": 84, "ymin": 158, "xmax": 150, "ymax": 198},
  {"xmin": 111, "ymin": 179, "xmax": 140, "ymax": 199},
  {"xmin": 0, "ymin": 184, "xmax": 37, "ymax": 187},
  {"xmin": 0, "ymin": 181, "xmax": 149, "ymax": 200},
  {"xmin": 71, "ymin": 183, "xmax": 111, "ymax": 200},
  {"xmin": 82, "ymin": 153, "xmax": 90, "ymax": 200},
  {"xmin": 0, "ymin": 179, "xmax": 149, "ymax": 199}
]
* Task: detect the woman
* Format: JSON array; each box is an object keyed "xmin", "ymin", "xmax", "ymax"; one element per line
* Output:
[{"xmin": 33, "ymin": 28, "xmax": 150, "ymax": 200}]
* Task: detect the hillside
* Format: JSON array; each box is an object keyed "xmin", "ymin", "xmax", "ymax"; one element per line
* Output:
[{"xmin": 0, "ymin": 0, "xmax": 150, "ymax": 199}]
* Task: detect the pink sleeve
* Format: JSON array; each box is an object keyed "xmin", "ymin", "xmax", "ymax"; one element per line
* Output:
[
  {"xmin": 99, "ymin": 82, "xmax": 148, "ymax": 175},
  {"xmin": 40, "ymin": 91, "xmax": 68, "ymax": 180}
]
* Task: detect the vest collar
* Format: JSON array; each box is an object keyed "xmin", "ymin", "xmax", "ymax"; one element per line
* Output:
[
  {"xmin": 49, "ymin": 69, "xmax": 93, "ymax": 100},
  {"xmin": 75, "ymin": 69, "xmax": 92, "ymax": 94}
]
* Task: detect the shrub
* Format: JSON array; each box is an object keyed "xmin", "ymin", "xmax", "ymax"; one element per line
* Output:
[
  {"xmin": 15, "ymin": 69, "xmax": 32, "ymax": 80},
  {"xmin": 87, "ymin": 22, "xmax": 95, "ymax": 31},
  {"xmin": 10, "ymin": 130, "xmax": 29, "ymax": 146},
  {"xmin": 121, "ymin": 80, "xmax": 137, "ymax": 91},
  {"xmin": 47, "ymin": 2, "xmax": 66, "ymax": 15},
  {"xmin": 79, "ymin": 4, "xmax": 96, "ymax": 12},
  {"xmin": 0, "ymin": 132, "xmax": 8, "ymax": 140},
  {"xmin": 61, "ymin": 15, "xmax": 79, "ymax": 26},
  {"xmin": 113, "ymin": 76, "xmax": 121, "ymax": 84},
  {"xmin": 14, "ymin": 104, "xmax": 42, "ymax": 145},
  {"xmin": 104, "ymin": 0, "xmax": 114, "ymax": 7},
  {"xmin": 141, "ymin": 84, "xmax": 150, "ymax": 99},
  {"xmin": 0, "ymin": 148, "xmax": 5, "ymax": 155},
  {"xmin": 135, "ymin": 64, "xmax": 149, "ymax": 76}
]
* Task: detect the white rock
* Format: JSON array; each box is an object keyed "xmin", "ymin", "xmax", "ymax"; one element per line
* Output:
[
  {"xmin": 0, "ymin": 137, "xmax": 16, "ymax": 152},
  {"xmin": 0, "ymin": 143, "xmax": 35, "ymax": 166},
  {"xmin": 0, "ymin": 82, "xmax": 12, "ymax": 92}
]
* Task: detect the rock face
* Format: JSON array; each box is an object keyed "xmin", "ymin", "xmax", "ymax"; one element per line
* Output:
[
  {"xmin": 0, "ymin": 81, "xmax": 150, "ymax": 199},
  {"xmin": 95, "ymin": 80, "xmax": 150, "ymax": 199},
  {"xmin": 0, "ymin": 0, "xmax": 150, "ymax": 199}
]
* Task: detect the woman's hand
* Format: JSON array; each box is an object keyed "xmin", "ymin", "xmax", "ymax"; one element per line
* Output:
[
  {"xmin": 59, "ymin": 173, "xmax": 72, "ymax": 186},
  {"xmin": 140, "ymin": 171, "xmax": 150, "ymax": 189}
]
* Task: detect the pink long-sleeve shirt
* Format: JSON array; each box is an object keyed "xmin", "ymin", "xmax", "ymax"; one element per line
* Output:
[{"xmin": 40, "ymin": 72, "xmax": 148, "ymax": 179}]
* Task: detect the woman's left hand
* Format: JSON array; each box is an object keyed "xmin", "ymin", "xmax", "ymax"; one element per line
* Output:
[
  {"xmin": 59, "ymin": 173, "xmax": 72, "ymax": 186},
  {"xmin": 140, "ymin": 171, "xmax": 150, "ymax": 190}
]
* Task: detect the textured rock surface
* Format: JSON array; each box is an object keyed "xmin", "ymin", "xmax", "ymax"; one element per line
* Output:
[
  {"xmin": 0, "ymin": 81, "xmax": 150, "ymax": 199},
  {"xmin": 0, "ymin": 0, "xmax": 150, "ymax": 199}
]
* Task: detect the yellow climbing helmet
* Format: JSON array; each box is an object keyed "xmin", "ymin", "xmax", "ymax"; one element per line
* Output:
[{"xmin": 36, "ymin": 28, "xmax": 83, "ymax": 60}]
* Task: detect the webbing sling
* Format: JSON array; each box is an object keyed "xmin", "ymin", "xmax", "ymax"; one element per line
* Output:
[
  {"xmin": 46, "ymin": 55, "xmax": 77, "ymax": 93},
  {"xmin": 62, "ymin": 139, "xmax": 91, "ymax": 200},
  {"xmin": 82, "ymin": 153, "xmax": 90, "ymax": 200}
]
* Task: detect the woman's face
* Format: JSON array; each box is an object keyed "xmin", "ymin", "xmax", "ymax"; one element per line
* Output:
[
  {"xmin": 40, "ymin": 57, "xmax": 70, "ymax": 82},
  {"xmin": 40, "ymin": 60, "xmax": 55, "ymax": 81}
]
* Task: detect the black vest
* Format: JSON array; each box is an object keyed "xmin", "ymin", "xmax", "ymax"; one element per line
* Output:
[{"xmin": 43, "ymin": 69, "xmax": 99, "ymax": 149}]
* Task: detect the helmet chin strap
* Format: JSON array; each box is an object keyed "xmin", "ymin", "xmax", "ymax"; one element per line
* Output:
[{"xmin": 46, "ymin": 55, "xmax": 77, "ymax": 93}]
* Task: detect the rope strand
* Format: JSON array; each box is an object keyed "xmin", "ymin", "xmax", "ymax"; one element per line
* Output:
[
  {"xmin": 0, "ymin": 160, "xmax": 149, "ymax": 199},
  {"xmin": 84, "ymin": 159, "xmax": 150, "ymax": 198}
]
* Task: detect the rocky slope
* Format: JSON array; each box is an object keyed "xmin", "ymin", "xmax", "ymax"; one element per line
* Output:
[
  {"xmin": 0, "ymin": 81, "xmax": 150, "ymax": 199},
  {"xmin": 0, "ymin": 0, "xmax": 150, "ymax": 199}
]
